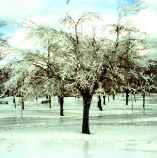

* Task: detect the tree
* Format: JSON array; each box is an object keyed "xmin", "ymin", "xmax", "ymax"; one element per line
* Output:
[
  {"xmin": 24, "ymin": 23, "xmax": 76, "ymax": 115},
  {"xmin": 105, "ymin": 0, "xmax": 146, "ymax": 106},
  {"xmin": 0, "ymin": 21, "xmax": 12, "ymax": 95},
  {"xmin": 62, "ymin": 13, "xmax": 108, "ymax": 134},
  {"xmin": 4, "ymin": 60, "xmax": 35, "ymax": 111}
]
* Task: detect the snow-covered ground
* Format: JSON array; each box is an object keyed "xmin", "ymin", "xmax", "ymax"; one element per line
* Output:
[{"xmin": 0, "ymin": 94, "xmax": 157, "ymax": 158}]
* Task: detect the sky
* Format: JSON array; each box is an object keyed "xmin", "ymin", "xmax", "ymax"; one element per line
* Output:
[
  {"xmin": 0, "ymin": 0, "xmax": 157, "ymax": 61},
  {"xmin": 0, "ymin": 0, "xmax": 137, "ymax": 36}
]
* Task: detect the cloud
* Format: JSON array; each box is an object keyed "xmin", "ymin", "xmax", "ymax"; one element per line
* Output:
[
  {"xmin": 133, "ymin": 9, "xmax": 157, "ymax": 36},
  {"xmin": 144, "ymin": 0, "xmax": 157, "ymax": 9},
  {"xmin": 8, "ymin": 28, "xmax": 40, "ymax": 50},
  {"xmin": 2, "ymin": 0, "xmax": 157, "ymax": 60},
  {"xmin": 0, "ymin": 0, "xmax": 49, "ymax": 21},
  {"xmin": 139, "ymin": 0, "xmax": 157, "ymax": 35}
]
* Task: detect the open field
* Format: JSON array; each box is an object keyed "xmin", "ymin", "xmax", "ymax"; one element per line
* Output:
[{"xmin": 0, "ymin": 94, "xmax": 157, "ymax": 158}]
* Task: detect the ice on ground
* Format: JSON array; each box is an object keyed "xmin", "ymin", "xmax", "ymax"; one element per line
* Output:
[{"xmin": 0, "ymin": 94, "xmax": 157, "ymax": 158}]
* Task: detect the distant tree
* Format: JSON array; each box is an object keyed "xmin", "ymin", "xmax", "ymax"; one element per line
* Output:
[
  {"xmin": 106, "ymin": 0, "xmax": 146, "ymax": 106},
  {"xmin": 4, "ymin": 61, "xmax": 35, "ymax": 110},
  {"xmin": 0, "ymin": 20, "xmax": 11, "ymax": 95},
  {"xmin": 24, "ymin": 23, "xmax": 76, "ymax": 114}
]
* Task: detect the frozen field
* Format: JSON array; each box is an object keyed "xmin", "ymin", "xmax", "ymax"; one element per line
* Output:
[{"xmin": 0, "ymin": 94, "xmax": 157, "ymax": 158}]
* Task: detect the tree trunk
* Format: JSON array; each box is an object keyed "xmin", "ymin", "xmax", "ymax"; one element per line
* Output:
[
  {"xmin": 112, "ymin": 91, "xmax": 115, "ymax": 100},
  {"xmin": 143, "ymin": 92, "xmax": 145, "ymax": 110},
  {"xmin": 48, "ymin": 95, "xmax": 51, "ymax": 109},
  {"xmin": 131, "ymin": 93, "xmax": 133, "ymax": 111},
  {"xmin": 97, "ymin": 95, "xmax": 103, "ymax": 111},
  {"xmin": 82, "ymin": 93, "xmax": 92, "ymax": 134},
  {"xmin": 133, "ymin": 93, "xmax": 136, "ymax": 102},
  {"xmin": 125, "ymin": 89, "xmax": 129, "ymax": 105},
  {"xmin": 126, "ymin": 93, "xmax": 129, "ymax": 105},
  {"xmin": 103, "ymin": 95, "xmax": 106, "ymax": 105},
  {"xmin": 21, "ymin": 96, "xmax": 24, "ymax": 110},
  {"xmin": 13, "ymin": 96, "xmax": 16, "ymax": 109},
  {"xmin": 58, "ymin": 96, "xmax": 64, "ymax": 116}
]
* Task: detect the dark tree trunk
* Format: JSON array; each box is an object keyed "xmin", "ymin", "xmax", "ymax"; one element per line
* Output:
[
  {"xmin": 131, "ymin": 94, "xmax": 134, "ymax": 111},
  {"xmin": 13, "ymin": 96, "xmax": 16, "ymax": 109},
  {"xmin": 48, "ymin": 95, "xmax": 51, "ymax": 109},
  {"xmin": 133, "ymin": 93, "xmax": 136, "ymax": 102},
  {"xmin": 143, "ymin": 92, "xmax": 145, "ymax": 110},
  {"xmin": 112, "ymin": 91, "xmax": 115, "ymax": 100},
  {"xmin": 103, "ymin": 95, "xmax": 106, "ymax": 105},
  {"xmin": 21, "ymin": 96, "xmax": 24, "ymax": 110},
  {"xmin": 58, "ymin": 96, "xmax": 64, "ymax": 116},
  {"xmin": 126, "ymin": 94, "xmax": 129, "ymax": 105},
  {"xmin": 125, "ymin": 89, "xmax": 129, "ymax": 105},
  {"xmin": 97, "ymin": 95, "xmax": 103, "ymax": 111},
  {"xmin": 81, "ymin": 92, "xmax": 92, "ymax": 134}
]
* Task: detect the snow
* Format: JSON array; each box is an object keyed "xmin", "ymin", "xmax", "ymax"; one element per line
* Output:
[{"xmin": 0, "ymin": 94, "xmax": 157, "ymax": 158}]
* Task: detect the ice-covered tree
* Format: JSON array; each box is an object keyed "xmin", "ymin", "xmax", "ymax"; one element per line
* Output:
[
  {"xmin": 104, "ymin": 0, "xmax": 146, "ymax": 105},
  {"xmin": 0, "ymin": 20, "xmax": 12, "ymax": 95},
  {"xmin": 23, "ymin": 23, "xmax": 76, "ymax": 114},
  {"xmin": 4, "ymin": 60, "xmax": 36, "ymax": 110},
  {"xmin": 61, "ymin": 13, "xmax": 108, "ymax": 134}
]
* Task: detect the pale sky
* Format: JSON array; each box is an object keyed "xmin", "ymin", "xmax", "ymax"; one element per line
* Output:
[
  {"xmin": 0, "ymin": 0, "xmax": 157, "ymax": 61},
  {"xmin": 0, "ymin": 0, "xmax": 140, "ymax": 35}
]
